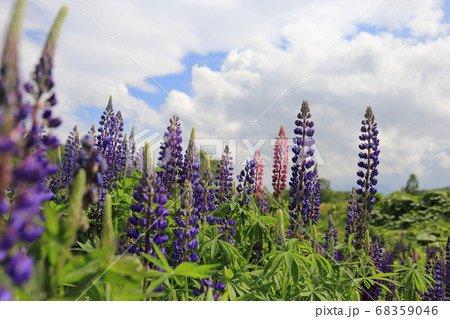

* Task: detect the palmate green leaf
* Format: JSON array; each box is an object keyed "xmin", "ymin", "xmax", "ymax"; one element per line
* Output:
[
  {"xmin": 59, "ymin": 258, "xmax": 100, "ymax": 283},
  {"xmin": 146, "ymin": 273, "xmax": 172, "ymax": 294},
  {"xmin": 308, "ymin": 254, "xmax": 332, "ymax": 276},
  {"xmin": 173, "ymin": 262, "xmax": 220, "ymax": 278},
  {"xmin": 141, "ymin": 253, "xmax": 173, "ymax": 274},
  {"xmin": 263, "ymin": 253, "xmax": 284, "ymax": 278}
]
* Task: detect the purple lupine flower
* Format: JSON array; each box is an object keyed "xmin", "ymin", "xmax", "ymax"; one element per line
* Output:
[
  {"xmin": 382, "ymin": 248, "xmax": 395, "ymax": 301},
  {"xmin": 253, "ymin": 150, "xmax": 268, "ymax": 213},
  {"xmin": 123, "ymin": 127, "xmax": 136, "ymax": 174},
  {"xmin": 6, "ymin": 250, "xmax": 33, "ymax": 286},
  {"xmin": 75, "ymin": 134, "xmax": 107, "ymax": 210},
  {"xmin": 272, "ymin": 125, "xmax": 288, "ymax": 199},
  {"xmin": 0, "ymin": 285, "xmax": 12, "ymax": 301},
  {"xmin": 308, "ymin": 164, "xmax": 321, "ymax": 225},
  {"xmin": 236, "ymin": 160, "xmax": 256, "ymax": 206},
  {"xmin": 353, "ymin": 106, "xmax": 380, "ymax": 250},
  {"xmin": 157, "ymin": 115, "xmax": 183, "ymax": 197},
  {"xmin": 0, "ymin": 3, "xmax": 67, "ymax": 296},
  {"xmin": 180, "ymin": 128, "xmax": 200, "ymax": 186},
  {"xmin": 323, "ymin": 215, "xmax": 338, "ymax": 260},
  {"xmin": 445, "ymin": 236, "xmax": 450, "ymax": 300},
  {"xmin": 423, "ymin": 246, "xmax": 444, "ymax": 301},
  {"xmin": 215, "ymin": 145, "xmax": 234, "ymax": 205},
  {"xmin": 123, "ymin": 144, "xmax": 169, "ymax": 266},
  {"xmin": 433, "ymin": 251, "xmax": 445, "ymax": 301},
  {"xmin": 96, "ymin": 97, "xmax": 124, "ymax": 188},
  {"xmin": 172, "ymin": 180, "xmax": 200, "ymax": 266},
  {"xmin": 344, "ymin": 187, "xmax": 359, "ymax": 244},
  {"xmin": 50, "ymin": 125, "xmax": 80, "ymax": 199},
  {"xmin": 135, "ymin": 146, "xmax": 144, "ymax": 172},
  {"xmin": 362, "ymin": 234, "xmax": 383, "ymax": 301},
  {"xmin": 193, "ymin": 277, "xmax": 226, "ymax": 300},
  {"xmin": 288, "ymin": 100, "xmax": 316, "ymax": 236}
]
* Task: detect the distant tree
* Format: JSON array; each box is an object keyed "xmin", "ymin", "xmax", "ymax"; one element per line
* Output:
[
  {"xmin": 402, "ymin": 174, "xmax": 419, "ymax": 195},
  {"xmin": 319, "ymin": 178, "xmax": 333, "ymax": 203}
]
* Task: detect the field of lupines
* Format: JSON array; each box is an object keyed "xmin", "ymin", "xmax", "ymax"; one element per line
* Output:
[{"xmin": 1, "ymin": 1, "xmax": 450, "ymax": 302}]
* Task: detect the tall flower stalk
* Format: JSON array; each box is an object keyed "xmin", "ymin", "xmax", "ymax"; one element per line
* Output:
[
  {"xmin": 0, "ymin": 1, "xmax": 67, "ymax": 299},
  {"xmin": 253, "ymin": 150, "xmax": 268, "ymax": 213},
  {"xmin": 353, "ymin": 106, "xmax": 380, "ymax": 250},
  {"xmin": 272, "ymin": 125, "xmax": 288, "ymax": 200},
  {"xmin": 288, "ymin": 100, "xmax": 316, "ymax": 235},
  {"xmin": 157, "ymin": 115, "xmax": 183, "ymax": 198},
  {"xmin": 215, "ymin": 145, "xmax": 233, "ymax": 205}
]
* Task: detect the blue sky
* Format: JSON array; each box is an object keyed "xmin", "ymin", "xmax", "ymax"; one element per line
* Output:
[{"xmin": 1, "ymin": 0, "xmax": 450, "ymax": 193}]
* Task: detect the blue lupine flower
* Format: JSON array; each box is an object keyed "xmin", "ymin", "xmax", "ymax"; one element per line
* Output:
[
  {"xmin": 215, "ymin": 145, "xmax": 234, "ymax": 205},
  {"xmin": 157, "ymin": 115, "xmax": 184, "ymax": 197},
  {"xmin": 323, "ymin": 215, "xmax": 338, "ymax": 260},
  {"xmin": 351, "ymin": 106, "xmax": 380, "ymax": 250},
  {"xmin": 288, "ymin": 100, "xmax": 316, "ymax": 235},
  {"xmin": 362, "ymin": 234, "xmax": 383, "ymax": 301},
  {"xmin": 236, "ymin": 160, "xmax": 256, "ymax": 205}
]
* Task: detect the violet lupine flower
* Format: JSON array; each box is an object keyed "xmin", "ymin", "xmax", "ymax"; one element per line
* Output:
[
  {"xmin": 195, "ymin": 153, "xmax": 217, "ymax": 227},
  {"xmin": 308, "ymin": 164, "xmax": 321, "ymax": 225},
  {"xmin": 362, "ymin": 234, "xmax": 384, "ymax": 301},
  {"xmin": 445, "ymin": 236, "xmax": 450, "ymax": 300},
  {"xmin": 50, "ymin": 125, "xmax": 80, "ymax": 198},
  {"xmin": 215, "ymin": 145, "xmax": 234, "ymax": 205},
  {"xmin": 180, "ymin": 128, "xmax": 200, "ymax": 187},
  {"xmin": 158, "ymin": 115, "xmax": 184, "ymax": 197},
  {"xmin": 0, "ymin": 285, "xmax": 12, "ymax": 301},
  {"xmin": 1, "ymin": 3, "xmax": 66, "ymax": 295},
  {"xmin": 323, "ymin": 215, "xmax": 338, "ymax": 260},
  {"xmin": 382, "ymin": 248, "xmax": 395, "ymax": 301},
  {"xmin": 124, "ymin": 127, "xmax": 136, "ymax": 174},
  {"xmin": 96, "ymin": 97, "xmax": 124, "ymax": 189},
  {"xmin": 172, "ymin": 180, "xmax": 200, "ymax": 266},
  {"xmin": 288, "ymin": 100, "xmax": 316, "ymax": 235},
  {"xmin": 253, "ymin": 150, "xmax": 268, "ymax": 213},
  {"xmin": 124, "ymin": 144, "xmax": 169, "ymax": 264},
  {"xmin": 423, "ymin": 246, "xmax": 444, "ymax": 301},
  {"xmin": 193, "ymin": 278, "xmax": 226, "ymax": 300},
  {"xmin": 272, "ymin": 125, "xmax": 288, "ymax": 199},
  {"xmin": 75, "ymin": 135, "xmax": 107, "ymax": 210},
  {"xmin": 236, "ymin": 160, "xmax": 256, "ymax": 206},
  {"xmin": 353, "ymin": 106, "xmax": 380, "ymax": 250},
  {"xmin": 135, "ymin": 146, "xmax": 144, "ymax": 172}
]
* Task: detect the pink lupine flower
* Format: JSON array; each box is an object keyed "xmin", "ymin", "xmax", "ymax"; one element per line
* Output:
[
  {"xmin": 253, "ymin": 150, "xmax": 268, "ymax": 213},
  {"xmin": 272, "ymin": 125, "xmax": 289, "ymax": 198}
]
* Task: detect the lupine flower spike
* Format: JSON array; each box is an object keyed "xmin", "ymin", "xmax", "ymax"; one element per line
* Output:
[
  {"xmin": 253, "ymin": 150, "xmax": 268, "ymax": 213},
  {"xmin": 289, "ymin": 100, "xmax": 316, "ymax": 235},
  {"xmin": 272, "ymin": 125, "xmax": 288, "ymax": 199},
  {"xmin": 353, "ymin": 106, "xmax": 380, "ymax": 250},
  {"xmin": 362, "ymin": 234, "xmax": 384, "ymax": 301},
  {"xmin": 324, "ymin": 215, "xmax": 338, "ymax": 260},
  {"xmin": 215, "ymin": 145, "xmax": 233, "ymax": 205},
  {"xmin": 0, "ymin": 2, "xmax": 67, "ymax": 298},
  {"xmin": 157, "ymin": 115, "xmax": 183, "ymax": 197}
]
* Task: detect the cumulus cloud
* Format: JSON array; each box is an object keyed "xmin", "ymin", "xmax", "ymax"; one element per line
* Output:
[{"xmin": 1, "ymin": 0, "xmax": 450, "ymax": 192}]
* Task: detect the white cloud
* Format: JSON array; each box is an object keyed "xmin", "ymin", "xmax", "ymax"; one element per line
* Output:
[{"xmin": 1, "ymin": 0, "xmax": 450, "ymax": 191}]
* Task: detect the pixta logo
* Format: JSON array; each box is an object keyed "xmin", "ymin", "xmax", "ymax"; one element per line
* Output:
[{"xmin": 135, "ymin": 129, "xmax": 325, "ymax": 167}]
